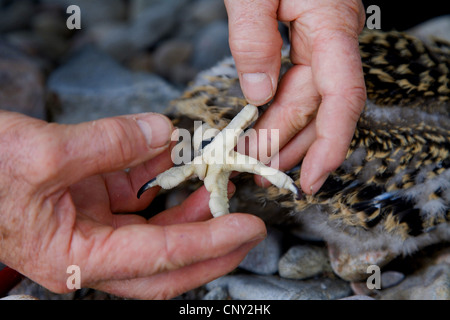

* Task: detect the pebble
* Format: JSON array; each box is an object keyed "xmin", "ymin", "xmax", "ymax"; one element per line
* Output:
[
  {"xmin": 278, "ymin": 245, "xmax": 332, "ymax": 280},
  {"xmin": 8, "ymin": 278, "xmax": 75, "ymax": 300},
  {"xmin": 206, "ymin": 275, "xmax": 352, "ymax": 300},
  {"xmin": 328, "ymin": 244, "xmax": 396, "ymax": 282},
  {"xmin": 0, "ymin": 41, "xmax": 46, "ymax": 119},
  {"xmin": 191, "ymin": 21, "xmax": 231, "ymax": 71},
  {"xmin": 238, "ymin": 228, "xmax": 283, "ymax": 275},
  {"xmin": 339, "ymin": 295, "xmax": 375, "ymax": 300},
  {"xmin": 47, "ymin": 46, "xmax": 180, "ymax": 123},
  {"xmin": 350, "ymin": 281, "xmax": 374, "ymax": 296},
  {"xmin": 128, "ymin": 2, "xmax": 179, "ymax": 51},
  {"xmin": 381, "ymin": 271, "xmax": 405, "ymax": 289},
  {"xmin": 408, "ymin": 15, "xmax": 450, "ymax": 43},
  {"xmin": 0, "ymin": 295, "xmax": 39, "ymax": 300},
  {"xmin": 152, "ymin": 39, "xmax": 198, "ymax": 85},
  {"xmin": 0, "ymin": 0, "xmax": 35, "ymax": 32},
  {"xmin": 202, "ymin": 286, "xmax": 228, "ymax": 300},
  {"xmin": 378, "ymin": 263, "xmax": 450, "ymax": 300}
]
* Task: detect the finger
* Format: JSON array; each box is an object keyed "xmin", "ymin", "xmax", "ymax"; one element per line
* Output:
[
  {"xmin": 75, "ymin": 213, "xmax": 266, "ymax": 283},
  {"xmin": 93, "ymin": 240, "xmax": 260, "ymax": 299},
  {"xmin": 250, "ymin": 65, "xmax": 320, "ymax": 164},
  {"xmin": 105, "ymin": 142, "xmax": 176, "ymax": 213},
  {"xmin": 149, "ymin": 182, "xmax": 236, "ymax": 226},
  {"xmin": 225, "ymin": 0, "xmax": 282, "ymax": 105},
  {"xmin": 40, "ymin": 113, "xmax": 174, "ymax": 188},
  {"xmin": 301, "ymin": 32, "xmax": 366, "ymax": 194}
]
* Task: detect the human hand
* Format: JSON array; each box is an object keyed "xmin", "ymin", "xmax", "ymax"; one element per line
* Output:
[
  {"xmin": 225, "ymin": 0, "xmax": 367, "ymax": 194},
  {"xmin": 0, "ymin": 111, "xmax": 266, "ymax": 299}
]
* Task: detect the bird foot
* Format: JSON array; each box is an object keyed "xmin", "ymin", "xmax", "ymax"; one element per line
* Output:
[{"xmin": 138, "ymin": 104, "xmax": 301, "ymax": 217}]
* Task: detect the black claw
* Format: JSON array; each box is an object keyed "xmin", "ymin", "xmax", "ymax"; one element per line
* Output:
[
  {"xmin": 201, "ymin": 137, "xmax": 214, "ymax": 150},
  {"xmin": 137, "ymin": 178, "xmax": 156, "ymax": 199},
  {"xmin": 293, "ymin": 184, "xmax": 303, "ymax": 201}
]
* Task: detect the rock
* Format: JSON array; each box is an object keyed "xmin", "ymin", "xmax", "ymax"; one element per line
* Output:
[
  {"xmin": 191, "ymin": 21, "xmax": 230, "ymax": 71},
  {"xmin": 381, "ymin": 271, "xmax": 405, "ymax": 289},
  {"xmin": 379, "ymin": 263, "xmax": 450, "ymax": 300},
  {"xmin": 202, "ymin": 286, "xmax": 228, "ymax": 300},
  {"xmin": 129, "ymin": 1, "xmax": 189, "ymax": 51},
  {"xmin": 186, "ymin": 0, "xmax": 227, "ymax": 26},
  {"xmin": 82, "ymin": 0, "xmax": 189, "ymax": 61},
  {"xmin": 48, "ymin": 46, "xmax": 180, "ymax": 124},
  {"xmin": 152, "ymin": 39, "xmax": 197, "ymax": 84},
  {"xmin": 0, "ymin": 0, "xmax": 35, "ymax": 32},
  {"xmin": 8, "ymin": 278, "xmax": 75, "ymax": 300},
  {"xmin": 206, "ymin": 274, "xmax": 352, "ymax": 300},
  {"xmin": 408, "ymin": 15, "xmax": 450, "ymax": 43},
  {"xmin": 129, "ymin": 0, "xmax": 190, "ymax": 21},
  {"xmin": 0, "ymin": 41, "xmax": 46, "ymax": 119},
  {"xmin": 339, "ymin": 295, "xmax": 375, "ymax": 300},
  {"xmin": 1, "ymin": 295, "xmax": 39, "ymax": 300},
  {"xmin": 278, "ymin": 245, "xmax": 332, "ymax": 280},
  {"xmin": 238, "ymin": 228, "xmax": 283, "ymax": 275},
  {"xmin": 84, "ymin": 22, "xmax": 133, "ymax": 61},
  {"xmin": 129, "ymin": 7, "xmax": 174, "ymax": 50},
  {"xmin": 328, "ymin": 244, "xmax": 396, "ymax": 282},
  {"xmin": 350, "ymin": 281, "xmax": 374, "ymax": 296}
]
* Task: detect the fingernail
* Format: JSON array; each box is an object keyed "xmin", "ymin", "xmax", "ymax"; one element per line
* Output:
[
  {"xmin": 246, "ymin": 232, "xmax": 267, "ymax": 244},
  {"xmin": 137, "ymin": 114, "xmax": 173, "ymax": 148},
  {"xmin": 241, "ymin": 73, "xmax": 273, "ymax": 105}
]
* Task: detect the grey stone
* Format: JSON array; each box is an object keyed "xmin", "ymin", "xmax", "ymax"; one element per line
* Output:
[
  {"xmin": 48, "ymin": 46, "xmax": 180, "ymax": 124},
  {"xmin": 328, "ymin": 244, "xmax": 396, "ymax": 282},
  {"xmin": 0, "ymin": 41, "xmax": 46, "ymax": 119},
  {"xmin": 129, "ymin": 0, "xmax": 190, "ymax": 21},
  {"xmin": 278, "ymin": 245, "xmax": 332, "ymax": 280},
  {"xmin": 0, "ymin": 0, "xmax": 35, "ymax": 32},
  {"xmin": 339, "ymin": 295, "xmax": 375, "ymax": 300},
  {"xmin": 350, "ymin": 281, "xmax": 374, "ymax": 296},
  {"xmin": 238, "ymin": 228, "xmax": 283, "ymax": 275},
  {"xmin": 379, "ymin": 263, "xmax": 450, "ymax": 300},
  {"xmin": 381, "ymin": 271, "xmax": 405, "ymax": 289},
  {"xmin": 152, "ymin": 39, "xmax": 197, "ymax": 84},
  {"xmin": 408, "ymin": 15, "xmax": 450, "ymax": 43},
  {"xmin": 85, "ymin": 0, "xmax": 189, "ymax": 60},
  {"xmin": 202, "ymin": 286, "xmax": 228, "ymax": 300},
  {"xmin": 206, "ymin": 274, "xmax": 351, "ymax": 300},
  {"xmin": 191, "ymin": 21, "xmax": 230, "ymax": 71},
  {"xmin": 183, "ymin": 0, "xmax": 227, "ymax": 29}
]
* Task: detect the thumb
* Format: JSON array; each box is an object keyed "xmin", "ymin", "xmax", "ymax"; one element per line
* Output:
[
  {"xmin": 55, "ymin": 113, "xmax": 174, "ymax": 185},
  {"xmin": 225, "ymin": 0, "xmax": 282, "ymax": 106}
]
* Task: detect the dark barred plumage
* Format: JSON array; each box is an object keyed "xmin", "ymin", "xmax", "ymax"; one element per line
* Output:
[{"xmin": 167, "ymin": 29, "xmax": 450, "ymax": 276}]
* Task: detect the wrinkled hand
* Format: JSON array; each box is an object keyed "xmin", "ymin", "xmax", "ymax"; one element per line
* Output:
[
  {"xmin": 225, "ymin": 0, "xmax": 367, "ymax": 194},
  {"xmin": 0, "ymin": 111, "xmax": 266, "ymax": 299}
]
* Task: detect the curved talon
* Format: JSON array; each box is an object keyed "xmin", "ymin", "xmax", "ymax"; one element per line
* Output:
[
  {"xmin": 290, "ymin": 184, "xmax": 302, "ymax": 201},
  {"xmin": 137, "ymin": 178, "xmax": 156, "ymax": 199}
]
